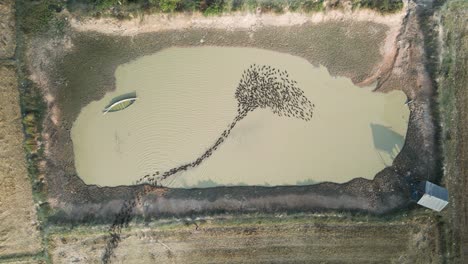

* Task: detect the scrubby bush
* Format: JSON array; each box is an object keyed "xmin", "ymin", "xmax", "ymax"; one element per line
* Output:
[
  {"xmin": 259, "ymin": 0, "xmax": 284, "ymax": 13},
  {"xmin": 230, "ymin": 0, "xmax": 244, "ymax": 11},
  {"xmin": 18, "ymin": 0, "xmax": 55, "ymax": 33},
  {"xmin": 62, "ymin": 0, "xmax": 403, "ymax": 18},
  {"xmin": 352, "ymin": 0, "xmax": 403, "ymax": 13},
  {"xmin": 158, "ymin": 0, "xmax": 181, "ymax": 12},
  {"xmin": 200, "ymin": 0, "xmax": 226, "ymax": 15},
  {"xmin": 94, "ymin": 0, "xmax": 120, "ymax": 9},
  {"xmin": 302, "ymin": 0, "xmax": 324, "ymax": 12}
]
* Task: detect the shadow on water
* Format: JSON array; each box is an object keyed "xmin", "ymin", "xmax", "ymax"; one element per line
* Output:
[
  {"xmin": 295, "ymin": 179, "xmax": 318, "ymax": 185},
  {"xmin": 103, "ymin": 91, "xmax": 137, "ymax": 109},
  {"xmin": 370, "ymin": 123, "xmax": 404, "ymax": 160},
  {"xmin": 173, "ymin": 179, "xmax": 319, "ymax": 188},
  {"xmin": 177, "ymin": 179, "xmax": 249, "ymax": 188}
]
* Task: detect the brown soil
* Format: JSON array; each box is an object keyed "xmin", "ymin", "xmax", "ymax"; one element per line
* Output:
[
  {"xmin": 26, "ymin": 3, "xmax": 437, "ymax": 222},
  {"xmin": 0, "ymin": 0, "xmax": 15, "ymax": 59},
  {"xmin": 70, "ymin": 9, "xmax": 404, "ymax": 37}
]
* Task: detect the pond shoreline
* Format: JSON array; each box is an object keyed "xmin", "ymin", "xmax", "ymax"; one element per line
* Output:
[
  {"xmin": 29, "ymin": 4, "xmax": 437, "ymax": 221},
  {"xmin": 71, "ymin": 47, "xmax": 408, "ymax": 187}
]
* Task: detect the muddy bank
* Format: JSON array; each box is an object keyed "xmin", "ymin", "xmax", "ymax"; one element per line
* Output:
[
  {"xmin": 70, "ymin": 10, "xmax": 404, "ymax": 36},
  {"xmin": 30, "ymin": 6, "xmax": 437, "ymax": 221}
]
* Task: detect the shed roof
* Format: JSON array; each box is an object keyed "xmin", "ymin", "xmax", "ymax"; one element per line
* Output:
[{"xmin": 417, "ymin": 181, "xmax": 449, "ymax": 212}]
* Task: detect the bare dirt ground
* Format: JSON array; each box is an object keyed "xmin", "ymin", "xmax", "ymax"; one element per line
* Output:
[
  {"xmin": 0, "ymin": 65, "xmax": 41, "ymax": 258},
  {"xmin": 0, "ymin": 0, "xmax": 15, "ymax": 59},
  {"xmin": 70, "ymin": 9, "xmax": 404, "ymax": 37},
  {"xmin": 48, "ymin": 213, "xmax": 441, "ymax": 264}
]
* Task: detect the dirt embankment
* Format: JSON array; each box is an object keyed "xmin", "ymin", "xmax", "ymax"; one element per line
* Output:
[
  {"xmin": 26, "ymin": 2, "xmax": 437, "ymax": 221},
  {"xmin": 0, "ymin": 65, "xmax": 42, "ymax": 258},
  {"xmin": 70, "ymin": 9, "xmax": 404, "ymax": 36}
]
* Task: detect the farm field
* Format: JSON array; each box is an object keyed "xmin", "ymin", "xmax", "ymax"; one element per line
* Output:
[
  {"xmin": 48, "ymin": 213, "xmax": 441, "ymax": 264},
  {"xmin": 0, "ymin": 66, "xmax": 41, "ymax": 259}
]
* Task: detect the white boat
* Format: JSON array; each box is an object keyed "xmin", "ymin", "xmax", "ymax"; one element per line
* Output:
[{"xmin": 103, "ymin": 97, "xmax": 137, "ymax": 115}]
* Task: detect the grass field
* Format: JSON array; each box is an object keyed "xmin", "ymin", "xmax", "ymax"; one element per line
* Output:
[
  {"xmin": 0, "ymin": 65, "xmax": 42, "ymax": 259},
  {"xmin": 438, "ymin": 0, "xmax": 468, "ymax": 262},
  {"xmin": 47, "ymin": 212, "xmax": 441, "ymax": 263}
]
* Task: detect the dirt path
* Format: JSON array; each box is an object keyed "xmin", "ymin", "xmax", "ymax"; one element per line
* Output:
[
  {"xmin": 0, "ymin": 0, "xmax": 15, "ymax": 59},
  {"xmin": 0, "ymin": 65, "xmax": 42, "ymax": 258},
  {"xmin": 70, "ymin": 9, "xmax": 405, "ymax": 36}
]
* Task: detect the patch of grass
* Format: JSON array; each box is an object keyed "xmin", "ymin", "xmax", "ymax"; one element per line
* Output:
[
  {"xmin": 230, "ymin": 0, "xmax": 244, "ymax": 11},
  {"xmin": 351, "ymin": 0, "xmax": 403, "ymax": 13},
  {"xmin": 302, "ymin": 0, "xmax": 324, "ymax": 12},
  {"xmin": 17, "ymin": 0, "xmax": 69, "ymax": 36},
  {"xmin": 259, "ymin": 0, "xmax": 284, "ymax": 13},
  {"xmin": 201, "ymin": 0, "xmax": 226, "ymax": 15},
  {"xmin": 17, "ymin": 76, "xmax": 52, "ymax": 264},
  {"xmin": 437, "ymin": 0, "xmax": 468, "ymax": 262},
  {"xmin": 94, "ymin": 0, "xmax": 120, "ymax": 10},
  {"xmin": 67, "ymin": 0, "xmax": 403, "ymax": 18},
  {"xmin": 18, "ymin": 79, "xmax": 49, "ymax": 213},
  {"xmin": 158, "ymin": 0, "xmax": 182, "ymax": 12},
  {"xmin": 177, "ymin": 0, "xmax": 200, "ymax": 11},
  {"xmin": 17, "ymin": 0, "xmax": 61, "ymax": 34},
  {"xmin": 47, "ymin": 210, "xmax": 427, "ymax": 235}
]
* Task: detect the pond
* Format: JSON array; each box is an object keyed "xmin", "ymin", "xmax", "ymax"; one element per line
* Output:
[{"xmin": 71, "ymin": 47, "xmax": 409, "ymax": 187}]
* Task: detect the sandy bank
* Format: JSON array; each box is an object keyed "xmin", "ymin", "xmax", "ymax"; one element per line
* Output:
[{"xmin": 70, "ymin": 9, "xmax": 405, "ymax": 36}]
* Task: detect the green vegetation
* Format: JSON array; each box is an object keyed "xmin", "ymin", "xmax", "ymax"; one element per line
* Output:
[
  {"xmin": 437, "ymin": 0, "xmax": 467, "ymax": 262},
  {"xmin": 18, "ymin": 78, "xmax": 50, "ymax": 222},
  {"xmin": 301, "ymin": 0, "xmax": 325, "ymax": 12},
  {"xmin": 48, "ymin": 208, "xmax": 436, "ymax": 234},
  {"xmin": 201, "ymin": 0, "xmax": 225, "ymax": 15},
  {"xmin": 351, "ymin": 0, "xmax": 404, "ymax": 13},
  {"xmin": 158, "ymin": 0, "xmax": 181, "ymax": 12},
  {"xmin": 15, "ymin": 3, "xmax": 55, "ymax": 262},
  {"xmin": 66, "ymin": 0, "xmax": 402, "ymax": 18},
  {"xmin": 0, "ymin": 252, "xmax": 48, "ymax": 263},
  {"xmin": 17, "ymin": 0, "xmax": 66, "ymax": 34},
  {"xmin": 15, "ymin": 68, "xmax": 51, "ymax": 264}
]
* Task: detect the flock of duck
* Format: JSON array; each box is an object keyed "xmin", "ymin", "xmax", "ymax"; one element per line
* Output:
[
  {"xmin": 103, "ymin": 64, "xmax": 315, "ymax": 262},
  {"xmin": 136, "ymin": 64, "xmax": 315, "ymax": 186}
]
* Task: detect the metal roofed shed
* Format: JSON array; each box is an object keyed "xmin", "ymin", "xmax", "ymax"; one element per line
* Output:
[{"xmin": 415, "ymin": 181, "xmax": 449, "ymax": 212}]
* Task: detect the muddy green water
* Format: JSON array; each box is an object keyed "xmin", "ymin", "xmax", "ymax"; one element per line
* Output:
[{"xmin": 71, "ymin": 47, "xmax": 409, "ymax": 187}]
